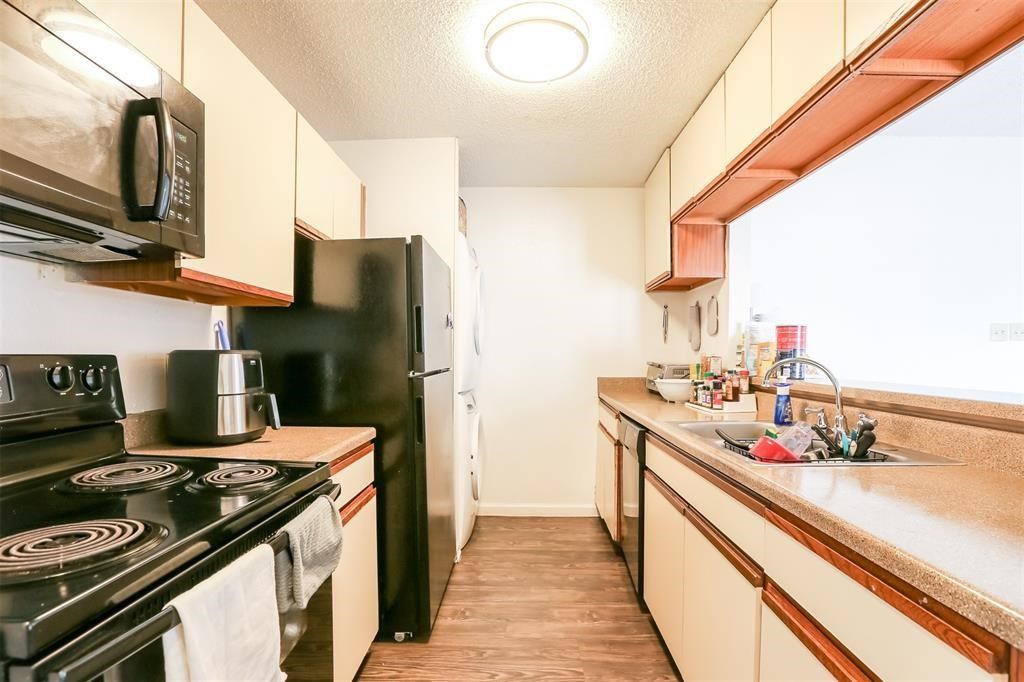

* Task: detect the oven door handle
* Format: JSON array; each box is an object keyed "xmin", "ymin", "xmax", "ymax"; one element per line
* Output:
[{"xmin": 49, "ymin": 483, "xmax": 341, "ymax": 682}]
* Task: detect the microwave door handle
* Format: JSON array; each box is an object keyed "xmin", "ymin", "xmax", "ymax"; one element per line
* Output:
[{"xmin": 122, "ymin": 97, "xmax": 174, "ymax": 222}]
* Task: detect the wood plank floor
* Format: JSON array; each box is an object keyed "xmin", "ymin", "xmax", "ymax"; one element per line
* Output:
[{"xmin": 358, "ymin": 517, "xmax": 679, "ymax": 681}]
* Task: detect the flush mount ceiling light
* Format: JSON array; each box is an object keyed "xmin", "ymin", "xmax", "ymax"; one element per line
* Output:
[{"xmin": 485, "ymin": 2, "xmax": 589, "ymax": 83}]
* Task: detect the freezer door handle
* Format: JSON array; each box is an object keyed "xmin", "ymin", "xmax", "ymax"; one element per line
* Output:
[
  {"xmin": 413, "ymin": 305, "xmax": 424, "ymax": 354},
  {"xmin": 415, "ymin": 395, "xmax": 426, "ymax": 444}
]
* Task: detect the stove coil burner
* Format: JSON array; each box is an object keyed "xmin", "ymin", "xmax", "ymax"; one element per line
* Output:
[
  {"xmin": 197, "ymin": 464, "xmax": 281, "ymax": 493},
  {"xmin": 0, "ymin": 519, "xmax": 167, "ymax": 582},
  {"xmin": 68, "ymin": 461, "xmax": 192, "ymax": 493}
]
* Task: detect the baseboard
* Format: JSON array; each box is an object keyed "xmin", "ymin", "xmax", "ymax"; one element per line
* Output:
[{"xmin": 478, "ymin": 503, "xmax": 598, "ymax": 517}]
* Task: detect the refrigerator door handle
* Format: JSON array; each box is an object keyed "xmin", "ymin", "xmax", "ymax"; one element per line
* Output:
[{"xmin": 415, "ymin": 395, "xmax": 426, "ymax": 444}]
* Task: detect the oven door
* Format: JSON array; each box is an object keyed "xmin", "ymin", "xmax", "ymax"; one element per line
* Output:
[
  {"xmin": 0, "ymin": 0, "xmax": 204, "ymax": 262},
  {"xmin": 6, "ymin": 482, "xmax": 337, "ymax": 682}
]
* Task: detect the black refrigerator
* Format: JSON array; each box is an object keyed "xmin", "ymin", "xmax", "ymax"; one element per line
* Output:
[{"xmin": 232, "ymin": 235, "xmax": 455, "ymax": 642}]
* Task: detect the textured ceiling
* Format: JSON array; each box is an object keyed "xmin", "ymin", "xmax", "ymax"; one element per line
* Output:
[{"xmin": 195, "ymin": 0, "xmax": 771, "ymax": 187}]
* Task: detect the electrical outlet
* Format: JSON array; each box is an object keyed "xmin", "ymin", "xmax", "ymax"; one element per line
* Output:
[
  {"xmin": 1011, "ymin": 323, "xmax": 1024, "ymax": 343},
  {"xmin": 989, "ymin": 323, "xmax": 1011, "ymax": 342}
]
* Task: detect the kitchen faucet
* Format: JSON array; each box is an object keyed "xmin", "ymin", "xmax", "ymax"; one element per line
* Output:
[{"xmin": 762, "ymin": 357, "xmax": 848, "ymax": 445}]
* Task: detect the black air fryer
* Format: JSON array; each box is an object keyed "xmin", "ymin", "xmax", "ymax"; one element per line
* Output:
[{"xmin": 166, "ymin": 350, "xmax": 280, "ymax": 444}]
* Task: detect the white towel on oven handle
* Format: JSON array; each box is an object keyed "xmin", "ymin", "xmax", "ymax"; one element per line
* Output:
[{"xmin": 162, "ymin": 544, "xmax": 285, "ymax": 682}]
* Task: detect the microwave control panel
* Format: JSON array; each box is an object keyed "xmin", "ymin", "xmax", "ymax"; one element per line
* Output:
[{"xmin": 164, "ymin": 119, "xmax": 198, "ymax": 238}]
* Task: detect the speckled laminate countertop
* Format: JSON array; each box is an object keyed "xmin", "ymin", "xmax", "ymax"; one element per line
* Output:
[
  {"xmin": 599, "ymin": 386, "xmax": 1024, "ymax": 649},
  {"xmin": 133, "ymin": 426, "xmax": 376, "ymax": 466}
]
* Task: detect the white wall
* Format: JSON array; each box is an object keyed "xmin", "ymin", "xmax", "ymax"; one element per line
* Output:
[
  {"xmin": 0, "ymin": 257, "xmax": 222, "ymax": 413},
  {"xmin": 463, "ymin": 187, "xmax": 673, "ymax": 515},
  {"xmin": 332, "ymin": 138, "xmax": 459, "ymax": 267}
]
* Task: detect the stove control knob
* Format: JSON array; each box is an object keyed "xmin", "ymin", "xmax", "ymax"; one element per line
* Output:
[
  {"xmin": 47, "ymin": 365, "xmax": 74, "ymax": 392},
  {"xmin": 81, "ymin": 367, "xmax": 104, "ymax": 393}
]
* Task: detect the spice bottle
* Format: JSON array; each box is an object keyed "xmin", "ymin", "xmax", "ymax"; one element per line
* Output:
[
  {"xmin": 712, "ymin": 381, "xmax": 724, "ymax": 410},
  {"xmin": 739, "ymin": 369, "xmax": 751, "ymax": 394}
]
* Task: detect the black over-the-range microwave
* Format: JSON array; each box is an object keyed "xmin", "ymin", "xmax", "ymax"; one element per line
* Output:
[{"xmin": 0, "ymin": 0, "xmax": 204, "ymax": 264}]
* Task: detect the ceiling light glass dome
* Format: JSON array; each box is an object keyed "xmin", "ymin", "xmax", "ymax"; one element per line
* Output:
[{"xmin": 485, "ymin": 2, "xmax": 590, "ymax": 83}]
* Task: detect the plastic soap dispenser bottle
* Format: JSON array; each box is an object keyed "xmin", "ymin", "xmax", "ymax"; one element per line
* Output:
[{"xmin": 773, "ymin": 382, "xmax": 794, "ymax": 426}]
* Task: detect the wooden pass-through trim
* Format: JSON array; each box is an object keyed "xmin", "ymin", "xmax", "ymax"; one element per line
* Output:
[
  {"xmin": 762, "ymin": 580, "xmax": 878, "ymax": 682},
  {"xmin": 765, "ymin": 508, "xmax": 1010, "ymax": 673}
]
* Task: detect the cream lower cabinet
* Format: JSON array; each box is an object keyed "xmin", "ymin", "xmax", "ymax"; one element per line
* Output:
[
  {"xmin": 764, "ymin": 519, "xmax": 998, "ymax": 681},
  {"xmin": 680, "ymin": 510, "xmax": 761, "ymax": 682},
  {"xmin": 642, "ymin": 476, "xmax": 685, "ymax": 665},
  {"xmin": 333, "ymin": 491, "xmax": 378, "ymax": 681},
  {"xmin": 182, "ymin": 0, "xmax": 297, "ymax": 297},
  {"xmin": 596, "ymin": 425, "xmax": 619, "ymax": 541},
  {"xmin": 760, "ymin": 606, "xmax": 833, "ymax": 681}
]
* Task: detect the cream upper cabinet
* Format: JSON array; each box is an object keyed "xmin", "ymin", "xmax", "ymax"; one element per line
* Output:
[
  {"xmin": 78, "ymin": 0, "xmax": 183, "ymax": 80},
  {"xmin": 331, "ymin": 154, "xmax": 364, "ymax": 240},
  {"xmin": 680, "ymin": 515, "xmax": 761, "ymax": 682},
  {"xmin": 771, "ymin": 0, "xmax": 844, "ymax": 123},
  {"xmin": 295, "ymin": 114, "xmax": 336, "ymax": 238},
  {"xmin": 642, "ymin": 478, "xmax": 685, "ymax": 666},
  {"xmin": 643, "ymin": 149, "xmax": 671, "ymax": 285},
  {"xmin": 846, "ymin": 0, "xmax": 913, "ymax": 60},
  {"xmin": 182, "ymin": 0, "xmax": 297, "ymax": 296},
  {"xmin": 725, "ymin": 11, "xmax": 772, "ymax": 162},
  {"xmin": 670, "ymin": 77, "xmax": 726, "ymax": 216}
]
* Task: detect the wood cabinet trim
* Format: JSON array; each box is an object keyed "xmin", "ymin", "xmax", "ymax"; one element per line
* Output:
[
  {"xmin": 295, "ymin": 218, "xmax": 330, "ymax": 241},
  {"xmin": 1011, "ymin": 646, "xmax": 1024, "ymax": 682},
  {"xmin": 340, "ymin": 484, "xmax": 375, "ymax": 524},
  {"xmin": 765, "ymin": 508, "xmax": 1009, "ymax": 673},
  {"xmin": 71, "ymin": 260, "xmax": 293, "ymax": 306},
  {"xmin": 598, "ymin": 422, "xmax": 616, "ymax": 444},
  {"xmin": 614, "ymin": 440, "xmax": 622, "ymax": 540},
  {"xmin": 647, "ymin": 433, "xmax": 769, "ymax": 516},
  {"xmin": 763, "ymin": 580, "xmax": 879, "ymax": 682},
  {"xmin": 644, "ymin": 469, "xmax": 762, "ymax": 588},
  {"xmin": 598, "ymin": 399, "xmax": 620, "ymax": 418},
  {"xmin": 644, "ymin": 469, "xmax": 688, "ymax": 516},
  {"xmin": 329, "ymin": 442, "xmax": 374, "ymax": 476},
  {"xmin": 180, "ymin": 268, "xmax": 293, "ymax": 303},
  {"xmin": 685, "ymin": 505, "xmax": 764, "ymax": 588},
  {"xmin": 672, "ymin": 0, "xmax": 1024, "ymax": 227}
]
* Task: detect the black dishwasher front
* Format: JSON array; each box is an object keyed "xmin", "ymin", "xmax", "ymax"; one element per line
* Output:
[{"xmin": 617, "ymin": 415, "xmax": 646, "ymax": 608}]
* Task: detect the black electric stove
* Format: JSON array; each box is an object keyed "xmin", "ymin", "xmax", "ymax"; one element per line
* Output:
[{"xmin": 0, "ymin": 355, "xmax": 330, "ymax": 680}]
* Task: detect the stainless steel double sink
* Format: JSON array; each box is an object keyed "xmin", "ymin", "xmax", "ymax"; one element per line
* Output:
[{"xmin": 670, "ymin": 421, "xmax": 962, "ymax": 467}]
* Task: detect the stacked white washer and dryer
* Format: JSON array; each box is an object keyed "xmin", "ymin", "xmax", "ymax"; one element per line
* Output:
[{"xmin": 453, "ymin": 230, "xmax": 483, "ymax": 561}]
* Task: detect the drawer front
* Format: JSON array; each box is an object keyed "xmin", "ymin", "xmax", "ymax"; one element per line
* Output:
[
  {"xmin": 764, "ymin": 521, "xmax": 996, "ymax": 681},
  {"xmin": 330, "ymin": 448, "xmax": 375, "ymax": 509},
  {"xmin": 333, "ymin": 492, "xmax": 378, "ymax": 681},
  {"xmin": 598, "ymin": 402, "xmax": 619, "ymax": 438},
  {"xmin": 645, "ymin": 436, "xmax": 765, "ymax": 564}
]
